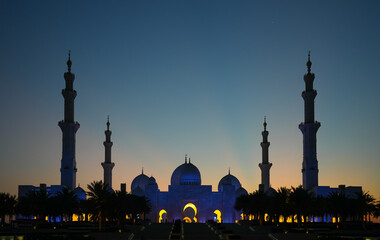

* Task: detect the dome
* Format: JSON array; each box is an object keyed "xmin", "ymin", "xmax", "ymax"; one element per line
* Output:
[
  {"xmin": 148, "ymin": 176, "xmax": 158, "ymax": 188},
  {"xmin": 218, "ymin": 172, "xmax": 241, "ymax": 192},
  {"xmin": 73, "ymin": 186, "xmax": 86, "ymax": 200},
  {"xmin": 171, "ymin": 161, "xmax": 201, "ymax": 186},
  {"xmin": 236, "ymin": 187, "xmax": 248, "ymax": 197},
  {"xmin": 131, "ymin": 172, "xmax": 150, "ymax": 192},
  {"xmin": 132, "ymin": 186, "xmax": 145, "ymax": 197}
]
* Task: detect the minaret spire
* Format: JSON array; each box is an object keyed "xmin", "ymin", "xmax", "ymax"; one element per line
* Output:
[
  {"xmin": 307, "ymin": 51, "xmax": 312, "ymax": 74},
  {"xmin": 299, "ymin": 52, "xmax": 320, "ymax": 190},
  {"xmin": 59, "ymin": 52, "xmax": 80, "ymax": 190},
  {"xmin": 67, "ymin": 50, "xmax": 72, "ymax": 73},
  {"xmin": 259, "ymin": 117, "xmax": 272, "ymax": 192},
  {"xmin": 102, "ymin": 116, "xmax": 115, "ymax": 189}
]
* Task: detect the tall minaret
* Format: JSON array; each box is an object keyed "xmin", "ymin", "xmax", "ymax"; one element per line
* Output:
[
  {"xmin": 102, "ymin": 116, "xmax": 115, "ymax": 189},
  {"xmin": 299, "ymin": 52, "xmax": 320, "ymax": 190},
  {"xmin": 59, "ymin": 52, "xmax": 80, "ymax": 190},
  {"xmin": 259, "ymin": 117, "xmax": 272, "ymax": 192}
]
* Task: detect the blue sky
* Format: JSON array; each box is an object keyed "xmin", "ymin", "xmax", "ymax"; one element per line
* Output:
[{"xmin": 0, "ymin": 1, "xmax": 379, "ymax": 199}]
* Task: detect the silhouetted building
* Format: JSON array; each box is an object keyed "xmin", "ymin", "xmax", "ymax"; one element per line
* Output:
[
  {"xmin": 299, "ymin": 52, "xmax": 320, "ymax": 190},
  {"xmin": 102, "ymin": 117, "xmax": 115, "ymax": 189},
  {"xmin": 59, "ymin": 52, "xmax": 80, "ymax": 190},
  {"xmin": 259, "ymin": 117, "xmax": 272, "ymax": 192},
  {"xmin": 18, "ymin": 54, "xmax": 86, "ymax": 210}
]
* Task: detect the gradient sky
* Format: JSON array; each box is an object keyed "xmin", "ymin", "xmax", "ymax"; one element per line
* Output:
[{"xmin": 0, "ymin": 1, "xmax": 379, "ymax": 201}]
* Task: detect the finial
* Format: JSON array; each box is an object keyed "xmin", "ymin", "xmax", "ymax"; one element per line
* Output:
[
  {"xmin": 228, "ymin": 168, "xmax": 230, "ymax": 175},
  {"xmin": 264, "ymin": 116, "xmax": 267, "ymax": 131},
  {"xmin": 106, "ymin": 115, "xmax": 110, "ymax": 130},
  {"xmin": 307, "ymin": 51, "xmax": 312, "ymax": 73},
  {"xmin": 185, "ymin": 154, "xmax": 187, "ymax": 164},
  {"xmin": 142, "ymin": 167, "xmax": 144, "ymax": 175},
  {"xmin": 189, "ymin": 157, "xmax": 191, "ymax": 164},
  {"xmin": 67, "ymin": 50, "xmax": 72, "ymax": 73}
]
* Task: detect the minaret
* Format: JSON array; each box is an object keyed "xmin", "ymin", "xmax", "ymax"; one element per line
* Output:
[
  {"xmin": 102, "ymin": 116, "xmax": 115, "ymax": 189},
  {"xmin": 59, "ymin": 52, "xmax": 80, "ymax": 190},
  {"xmin": 299, "ymin": 52, "xmax": 320, "ymax": 190},
  {"xmin": 259, "ymin": 117, "xmax": 272, "ymax": 192}
]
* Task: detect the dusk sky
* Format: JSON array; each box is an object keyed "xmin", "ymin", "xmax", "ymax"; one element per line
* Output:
[{"xmin": 1, "ymin": 1, "xmax": 379, "ymax": 200}]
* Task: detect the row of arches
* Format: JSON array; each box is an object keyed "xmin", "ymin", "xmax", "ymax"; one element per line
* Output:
[{"xmin": 158, "ymin": 203, "xmax": 222, "ymax": 223}]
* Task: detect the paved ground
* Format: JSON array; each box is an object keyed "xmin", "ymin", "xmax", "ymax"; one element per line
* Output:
[
  {"xmin": 183, "ymin": 223, "xmax": 219, "ymax": 240},
  {"xmin": 5, "ymin": 222, "xmax": 379, "ymax": 240}
]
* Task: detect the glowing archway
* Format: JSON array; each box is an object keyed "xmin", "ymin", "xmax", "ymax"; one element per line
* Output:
[
  {"xmin": 214, "ymin": 210, "xmax": 222, "ymax": 223},
  {"xmin": 183, "ymin": 203, "xmax": 197, "ymax": 223},
  {"xmin": 159, "ymin": 209, "xmax": 167, "ymax": 223}
]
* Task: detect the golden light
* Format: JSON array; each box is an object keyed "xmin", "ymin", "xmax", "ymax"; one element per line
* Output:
[
  {"xmin": 214, "ymin": 210, "xmax": 222, "ymax": 223},
  {"xmin": 183, "ymin": 203, "xmax": 197, "ymax": 216},
  {"xmin": 159, "ymin": 209, "xmax": 167, "ymax": 223}
]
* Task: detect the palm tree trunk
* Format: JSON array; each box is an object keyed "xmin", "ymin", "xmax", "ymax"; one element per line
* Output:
[{"xmin": 98, "ymin": 210, "xmax": 102, "ymax": 231}]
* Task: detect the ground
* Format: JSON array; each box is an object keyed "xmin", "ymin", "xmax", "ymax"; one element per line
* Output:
[{"xmin": 1, "ymin": 222, "xmax": 380, "ymax": 240}]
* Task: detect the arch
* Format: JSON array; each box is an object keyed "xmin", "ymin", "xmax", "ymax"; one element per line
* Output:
[
  {"xmin": 183, "ymin": 203, "xmax": 197, "ymax": 223},
  {"xmin": 159, "ymin": 209, "xmax": 167, "ymax": 223},
  {"xmin": 213, "ymin": 210, "xmax": 222, "ymax": 223}
]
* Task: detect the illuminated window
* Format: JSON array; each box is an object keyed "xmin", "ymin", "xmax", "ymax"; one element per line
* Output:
[
  {"xmin": 183, "ymin": 203, "xmax": 197, "ymax": 223},
  {"xmin": 159, "ymin": 209, "xmax": 167, "ymax": 223}
]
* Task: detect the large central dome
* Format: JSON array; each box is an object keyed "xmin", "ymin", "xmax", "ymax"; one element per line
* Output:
[{"xmin": 171, "ymin": 158, "xmax": 201, "ymax": 185}]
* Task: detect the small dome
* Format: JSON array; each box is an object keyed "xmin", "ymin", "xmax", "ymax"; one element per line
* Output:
[
  {"xmin": 149, "ymin": 176, "xmax": 157, "ymax": 185},
  {"xmin": 236, "ymin": 187, "xmax": 248, "ymax": 197},
  {"xmin": 218, "ymin": 172, "xmax": 241, "ymax": 192},
  {"xmin": 131, "ymin": 172, "xmax": 150, "ymax": 192},
  {"xmin": 132, "ymin": 186, "xmax": 145, "ymax": 197},
  {"xmin": 148, "ymin": 176, "xmax": 158, "ymax": 189},
  {"xmin": 171, "ymin": 162, "xmax": 201, "ymax": 186},
  {"xmin": 73, "ymin": 186, "xmax": 86, "ymax": 200}
]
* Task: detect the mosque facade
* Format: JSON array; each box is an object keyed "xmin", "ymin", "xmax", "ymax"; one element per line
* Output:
[
  {"xmin": 129, "ymin": 156, "xmax": 248, "ymax": 223},
  {"xmin": 18, "ymin": 52, "xmax": 362, "ymax": 223}
]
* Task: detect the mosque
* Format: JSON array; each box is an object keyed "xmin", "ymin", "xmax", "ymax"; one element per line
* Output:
[{"xmin": 18, "ymin": 52, "xmax": 362, "ymax": 223}]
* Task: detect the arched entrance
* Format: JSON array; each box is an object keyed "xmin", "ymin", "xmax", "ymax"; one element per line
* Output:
[
  {"xmin": 213, "ymin": 210, "xmax": 221, "ymax": 223},
  {"xmin": 183, "ymin": 203, "xmax": 198, "ymax": 223},
  {"xmin": 159, "ymin": 209, "xmax": 167, "ymax": 223}
]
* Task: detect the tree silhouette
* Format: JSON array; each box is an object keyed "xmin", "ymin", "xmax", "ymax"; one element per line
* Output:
[
  {"xmin": 17, "ymin": 189, "xmax": 50, "ymax": 220},
  {"xmin": 274, "ymin": 187, "xmax": 291, "ymax": 223},
  {"xmin": 289, "ymin": 186, "xmax": 311, "ymax": 227},
  {"xmin": 55, "ymin": 187, "xmax": 80, "ymax": 222},
  {"xmin": 87, "ymin": 181, "xmax": 111, "ymax": 231},
  {"xmin": 0, "ymin": 193, "xmax": 17, "ymax": 225}
]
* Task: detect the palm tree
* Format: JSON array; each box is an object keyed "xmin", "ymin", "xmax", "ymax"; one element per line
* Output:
[
  {"xmin": 234, "ymin": 194, "xmax": 251, "ymax": 220},
  {"xmin": 0, "ymin": 193, "xmax": 17, "ymax": 226},
  {"xmin": 374, "ymin": 201, "xmax": 380, "ymax": 219},
  {"xmin": 353, "ymin": 191, "xmax": 376, "ymax": 225},
  {"xmin": 18, "ymin": 189, "xmax": 50, "ymax": 220},
  {"xmin": 249, "ymin": 190, "xmax": 268, "ymax": 225},
  {"xmin": 327, "ymin": 191, "xmax": 349, "ymax": 224},
  {"xmin": 5, "ymin": 194, "xmax": 17, "ymax": 225},
  {"xmin": 127, "ymin": 194, "xmax": 151, "ymax": 224},
  {"xmin": 87, "ymin": 181, "xmax": 111, "ymax": 231},
  {"xmin": 56, "ymin": 187, "xmax": 80, "ymax": 222},
  {"xmin": 274, "ymin": 187, "xmax": 291, "ymax": 223},
  {"xmin": 310, "ymin": 195, "xmax": 328, "ymax": 222},
  {"xmin": 111, "ymin": 190, "xmax": 130, "ymax": 229},
  {"xmin": 289, "ymin": 186, "xmax": 311, "ymax": 227}
]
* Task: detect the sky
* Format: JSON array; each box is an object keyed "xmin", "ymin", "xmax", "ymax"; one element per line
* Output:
[{"xmin": 0, "ymin": 1, "xmax": 379, "ymax": 201}]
